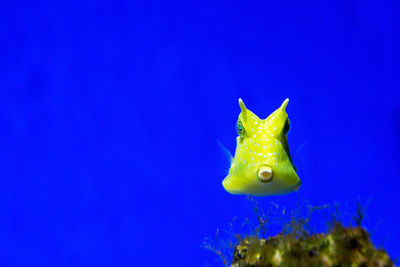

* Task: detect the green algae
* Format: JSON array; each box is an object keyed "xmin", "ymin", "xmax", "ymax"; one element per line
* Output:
[
  {"xmin": 203, "ymin": 199, "xmax": 394, "ymax": 267},
  {"xmin": 232, "ymin": 223, "xmax": 393, "ymax": 267}
]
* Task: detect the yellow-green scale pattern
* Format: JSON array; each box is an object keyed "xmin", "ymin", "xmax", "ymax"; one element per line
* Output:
[{"xmin": 222, "ymin": 99, "xmax": 301, "ymax": 196}]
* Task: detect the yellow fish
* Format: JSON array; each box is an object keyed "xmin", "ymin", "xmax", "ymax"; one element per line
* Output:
[{"xmin": 222, "ymin": 98, "xmax": 301, "ymax": 196}]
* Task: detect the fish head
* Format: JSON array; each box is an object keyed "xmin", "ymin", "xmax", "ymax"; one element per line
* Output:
[{"xmin": 222, "ymin": 98, "xmax": 301, "ymax": 196}]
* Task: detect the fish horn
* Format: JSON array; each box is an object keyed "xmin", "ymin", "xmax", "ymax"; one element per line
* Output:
[
  {"xmin": 238, "ymin": 98, "xmax": 247, "ymax": 119},
  {"xmin": 280, "ymin": 98, "xmax": 289, "ymax": 111}
]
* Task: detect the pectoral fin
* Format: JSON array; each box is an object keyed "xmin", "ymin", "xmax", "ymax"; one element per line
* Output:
[{"xmin": 217, "ymin": 140, "xmax": 233, "ymax": 163}]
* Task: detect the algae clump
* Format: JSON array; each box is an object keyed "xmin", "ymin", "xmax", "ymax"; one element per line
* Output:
[
  {"xmin": 232, "ymin": 222, "xmax": 393, "ymax": 267},
  {"xmin": 204, "ymin": 200, "xmax": 394, "ymax": 267}
]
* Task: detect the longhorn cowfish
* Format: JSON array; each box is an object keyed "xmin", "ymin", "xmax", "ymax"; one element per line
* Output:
[{"xmin": 222, "ymin": 98, "xmax": 301, "ymax": 196}]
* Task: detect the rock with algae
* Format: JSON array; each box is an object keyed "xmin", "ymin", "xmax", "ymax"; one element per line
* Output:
[
  {"xmin": 203, "ymin": 200, "xmax": 395, "ymax": 267},
  {"xmin": 231, "ymin": 222, "xmax": 394, "ymax": 267}
]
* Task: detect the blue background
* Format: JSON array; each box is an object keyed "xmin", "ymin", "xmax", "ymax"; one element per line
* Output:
[{"xmin": 1, "ymin": 1, "xmax": 400, "ymax": 266}]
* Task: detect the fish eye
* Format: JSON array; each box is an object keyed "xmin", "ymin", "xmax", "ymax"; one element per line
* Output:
[{"xmin": 236, "ymin": 121, "xmax": 244, "ymax": 136}]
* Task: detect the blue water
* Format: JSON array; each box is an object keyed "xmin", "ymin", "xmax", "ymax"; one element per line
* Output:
[{"xmin": 1, "ymin": 1, "xmax": 400, "ymax": 266}]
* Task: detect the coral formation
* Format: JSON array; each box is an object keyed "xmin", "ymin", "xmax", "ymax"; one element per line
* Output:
[
  {"xmin": 232, "ymin": 222, "xmax": 393, "ymax": 267},
  {"xmin": 203, "ymin": 199, "xmax": 395, "ymax": 267}
]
